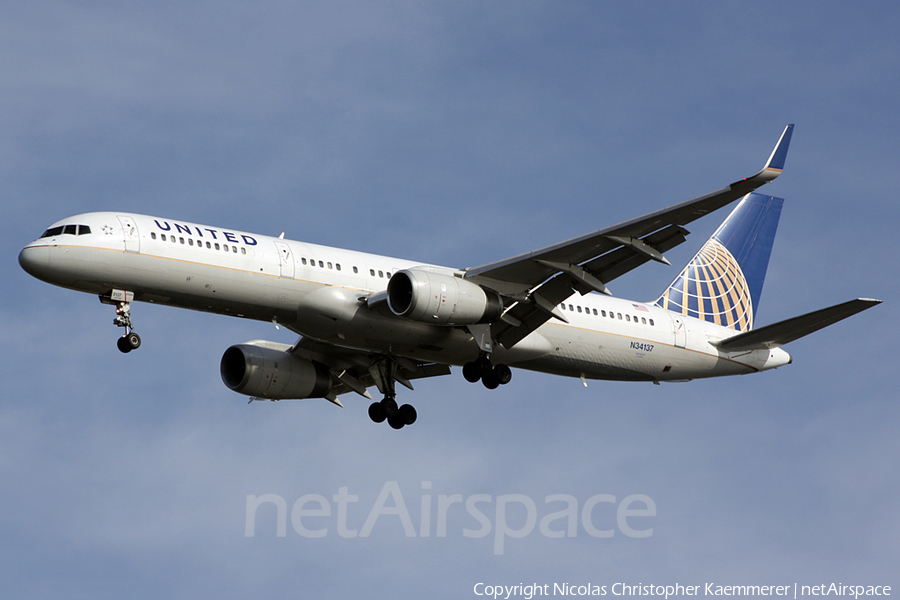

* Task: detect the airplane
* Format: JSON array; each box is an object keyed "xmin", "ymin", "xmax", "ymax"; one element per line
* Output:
[{"xmin": 19, "ymin": 125, "xmax": 880, "ymax": 430}]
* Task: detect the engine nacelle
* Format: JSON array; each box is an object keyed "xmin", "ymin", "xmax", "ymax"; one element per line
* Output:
[
  {"xmin": 386, "ymin": 268, "xmax": 502, "ymax": 325},
  {"xmin": 220, "ymin": 340, "xmax": 333, "ymax": 400}
]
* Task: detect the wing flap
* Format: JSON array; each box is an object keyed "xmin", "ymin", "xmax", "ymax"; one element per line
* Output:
[
  {"xmin": 492, "ymin": 275, "xmax": 575, "ymax": 348},
  {"xmin": 290, "ymin": 336, "xmax": 452, "ymax": 398}
]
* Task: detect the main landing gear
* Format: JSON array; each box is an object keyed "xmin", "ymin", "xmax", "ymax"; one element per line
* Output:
[
  {"xmin": 101, "ymin": 290, "xmax": 141, "ymax": 353},
  {"xmin": 462, "ymin": 356, "xmax": 512, "ymax": 389},
  {"xmin": 368, "ymin": 398, "xmax": 417, "ymax": 430},
  {"xmin": 367, "ymin": 356, "xmax": 417, "ymax": 430}
]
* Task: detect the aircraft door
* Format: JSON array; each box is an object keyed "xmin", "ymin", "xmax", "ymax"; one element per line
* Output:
[
  {"xmin": 117, "ymin": 215, "xmax": 140, "ymax": 253},
  {"xmin": 274, "ymin": 241, "xmax": 294, "ymax": 278},
  {"xmin": 668, "ymin": 313, "xmax": 687, "ymax": 348}
]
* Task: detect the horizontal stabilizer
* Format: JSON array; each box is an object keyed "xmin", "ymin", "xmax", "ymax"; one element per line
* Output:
[{"xmin": 712, "ymin": 298, "xmax": 881, "ymax": 351}]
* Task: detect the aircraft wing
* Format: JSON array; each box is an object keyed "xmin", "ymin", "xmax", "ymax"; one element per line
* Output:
[
  {"xmin": 711, "ymin": 298, "xmax": 881, "ymax": 352},
  {"xmin": 289, "ymin": 336, "xmax": 451, "ymax": 401},
  {"xmin": 464, "ymin": 125, "xmax": 794, "ymax": 349}
]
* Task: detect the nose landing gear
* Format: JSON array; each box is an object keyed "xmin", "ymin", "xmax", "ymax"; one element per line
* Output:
[{"xmin": 101, "ymin": 290, "xmax": 141, "ymax": 353}]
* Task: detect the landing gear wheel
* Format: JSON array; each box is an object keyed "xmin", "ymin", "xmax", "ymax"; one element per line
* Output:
[
  {"xmin": 482, "ymin": 372, "xmax": 500, "ymax": 389},
  {"xmin": 117, "ymin": 336, "xmax": 132, "ymax": 353},
  {"xmin": 380, "ymin": 396, "xmax": 398, "ymax": 416},
  {"xmin": 463, "ymin": 361, "xmax": 482, "ymax": 383},
  {"xmin": 126, "ymin": 332, "xmax": 141, "ymax": 350},
  {"xmin": 387, "ymin": 414, "xmax": 406, "ymax": 430},
  {"xmin": 398, "ymin": 404, "xmax": 417, "ymax": 426},
  {"xmin": 493, "ymin": 364, "xmax": 512, "ymax": 385},
  {"xmin": 368, "ymin": 401, "xmax": 387, "ymax": 423},
  {"xmin": 475, "ymin": 356, "xmax": 493, "ymax": 378}
]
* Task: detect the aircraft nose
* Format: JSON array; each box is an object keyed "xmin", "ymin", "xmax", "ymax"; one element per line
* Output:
[{"xmin": 18, "ymin": 245, "xmax": 51, "ymax": 279}]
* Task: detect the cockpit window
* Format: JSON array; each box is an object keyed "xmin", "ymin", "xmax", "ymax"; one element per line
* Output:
[
  {"xmin": 40, "ymin": 224, "xmax": 92, "ymax": 238},
  {"xmin": 41, "ymin": 226, "xmax": 65, "ymax": 238}
]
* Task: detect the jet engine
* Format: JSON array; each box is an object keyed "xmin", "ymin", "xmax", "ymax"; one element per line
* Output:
[
  {"xmin": 386, "ymin": 268, "xmax": 503, "ymax": 325},
  {"xmin": 220, "ymin": 340, "xmax": 332, "ymax": 400}
]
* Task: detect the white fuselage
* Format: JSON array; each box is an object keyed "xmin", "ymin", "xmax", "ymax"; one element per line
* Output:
[{"xmin": 19, "ymin": 212, "xmax": 792, "ymax": 383}]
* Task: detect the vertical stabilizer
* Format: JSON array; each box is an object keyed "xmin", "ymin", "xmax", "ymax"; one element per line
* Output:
[{"xmin": 654, "ymin": 193, "xmax": 783, "ymax": 332}]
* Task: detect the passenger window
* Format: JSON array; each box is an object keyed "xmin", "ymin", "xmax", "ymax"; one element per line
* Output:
[
  {"xmin": 161, "ymin": 234, "xmax": 167, "ymax": 241},
  {"xmin": 378, "ymin": 270, "xmax": 384, "ymax": 278},
  {"xmin": 241, "ymin": 248, "xmax": 246, "ymax": 255},
  {"xmin": 232, "ymin": 246, "xmax": 237, "ymax": 253},
  {"xmin": 353, "ymin": 266, "xmax": 358, "ymax": 274},
  {"xmin": 649, "ymin": 319, "xmax": 655, "ymax": 326},
  {"xmin": 577, "ymin": 306, "xmax": 582, "ymax": 313},
  {"xmin": 601, "ymin": 310, "xmax": 606, "ymax": 317},
  {"xmin": 626, "ymin": 315, "xmax": 630, "ymax": 322},
  {"xmin": 641, "ymin": 317, "xmax": 647, "ymax": 324},
  {"xmin": 568, "ymin": 304, "xmax": 574, "ymax": 311},
  {"xmin": 179, "ymin": 237, "xmax": 185, "ymax": 244},
  {"xmin": 617, "ymin": 313, "xmax": 622, "ymax": 320},
  {"xmin": 370, "ymin": 269, "xmax": 375, "ymax": 276},
  {"xmin": 593, "ymin": 309, "xmax": 598, "ymax": 315},
  {"xmin": 206, "ymin": 242, "xmax": 211, "ymax": 249},
  {"xmin": 301, "ymin": 258, "xmax": 307, "ymax": 265},
  {"xmin": 151, "ymin": 232, "xmax": 157, "ymax": 240},
  {"xmin": 327, "ymin": 262, "xmax": 332, "ymax": 269},
  {"xmin": 318, "ymin": 260, "xmax": 324, "ymax": 267},
  {"xmin": 336, "ymin": 264, "xmax": 341, "ymax": 271},
  {"xmin": 214, "ymin": 243, "xmax": 220, "ymax": 250},
  {"xmin": 189, "ymin": 239, "xmax": 194, "ymax": 246}
]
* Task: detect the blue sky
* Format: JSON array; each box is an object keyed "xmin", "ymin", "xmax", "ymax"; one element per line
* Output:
[{"xmin": 2, "ymin": 2, "xmax": 897, "ymax": 598}]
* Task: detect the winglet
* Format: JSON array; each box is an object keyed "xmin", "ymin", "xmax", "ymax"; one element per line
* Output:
[{"xmin": 747, "ymin": 124, "xmax": 794, "ymax": 184}]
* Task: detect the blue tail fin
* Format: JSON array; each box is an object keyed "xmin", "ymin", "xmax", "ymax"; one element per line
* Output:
[{"xmin": 654, "ymin": 192, "xmax": 783, "ymax": 332}]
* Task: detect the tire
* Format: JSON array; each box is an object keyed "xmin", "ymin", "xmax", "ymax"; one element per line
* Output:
[
  {"xmin": 387, "ymin": 415, "xmax": 405, "ymax": 430},
  {"xmin": 380, "ymin": 396, "xmax": 398, "ymax": 416},
  {"xmin": 368, "ymin": 401, "xmax": 387, "ymax": 423},
  {"xmin": 482, "ymin": 372, "xmax": 500, "ymax": 390},
  {"xmin": 475, "ymin": 356, "xmax": 493, "ymax": 378},
  {"xmin": 462, "ymin": 362, "xmax": 481, "ymax": 383},
  {"xmin": 117, "ymin": 336, "xmax": 132, "ymax": 353},
  {"xmin": 398, "ymin": 404, "xmax": 417, "ymax": 426},
  {"xmin": 126, "ymin": 332, "xmax": 141, "ymax": 350},
  {"xmin": 493, "ymin": 364, "xmax": 512, "ymax": 385}
]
